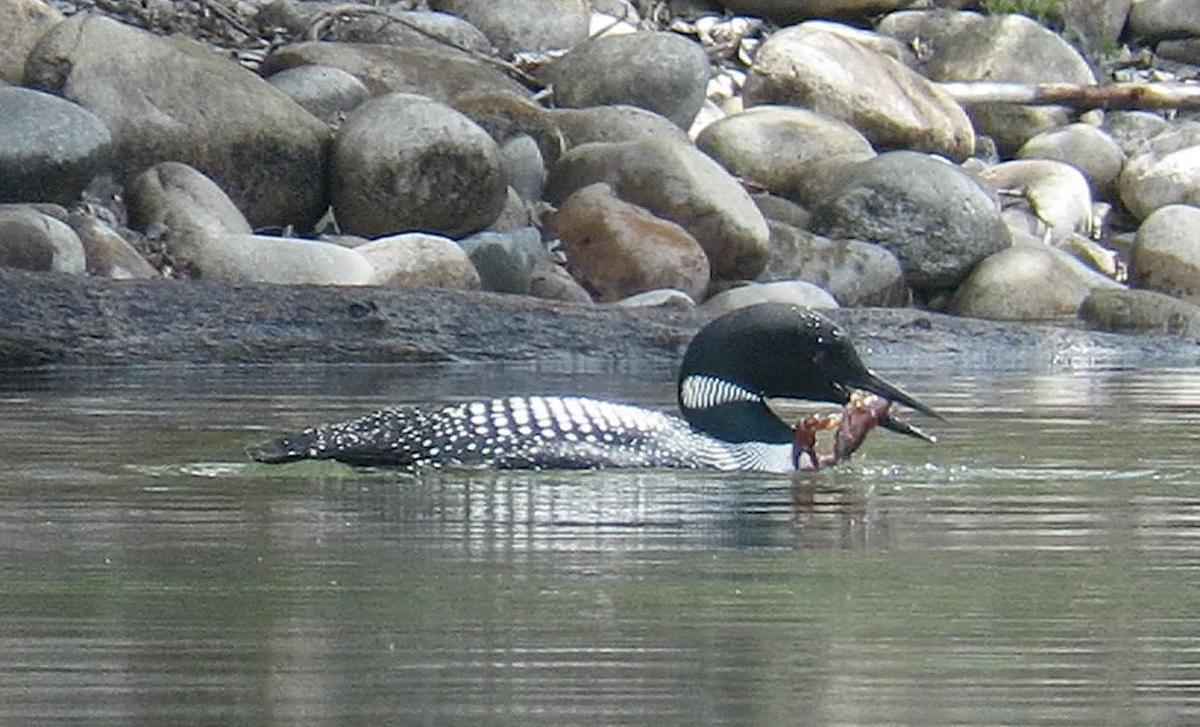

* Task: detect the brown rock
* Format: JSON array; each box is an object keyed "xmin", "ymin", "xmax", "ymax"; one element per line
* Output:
[
  {"xmin": 0, "ymin": 0, "xmax": 60, "ymax": 84},
  {"xmin": 68, "ymin": 212, "xmax": 157, "ymax": 279},
  {"xmin": 549, "ymin": 183, "xmax": 710, "ymax": 302}
]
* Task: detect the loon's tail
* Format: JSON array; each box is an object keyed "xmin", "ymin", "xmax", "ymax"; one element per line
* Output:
[{"xmin": 247, "ymin": 431, "xmax": 315, "ymax": 464}]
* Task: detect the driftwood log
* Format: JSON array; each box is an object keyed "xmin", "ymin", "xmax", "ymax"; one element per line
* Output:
[{"xmin": 0, "ymin": 268, "xmax": 1195, "ymax": 370}]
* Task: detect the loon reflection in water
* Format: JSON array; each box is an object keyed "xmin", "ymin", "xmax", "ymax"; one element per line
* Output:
[{"xmin": 249, "ymin": 303, "xmax": 942, "ymax": 473}]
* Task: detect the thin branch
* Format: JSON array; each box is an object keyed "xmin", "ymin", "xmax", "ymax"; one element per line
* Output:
[{"xmin": 937, "ymin": 81, "xmax": 1200, "ymax": 110}]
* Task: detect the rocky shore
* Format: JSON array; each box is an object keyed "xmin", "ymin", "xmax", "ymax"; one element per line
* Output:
[{"xmin": 3, "ymin": 0, "xmax": 1200, "ymax": 367}]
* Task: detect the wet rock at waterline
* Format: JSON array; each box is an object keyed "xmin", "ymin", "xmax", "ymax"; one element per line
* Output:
[
  {"xmin": 1080, "ymin": 288, "xmax": 1200, "ymax": 340},
  {"xmin": 949, "ymin": 238, "xmax": 1122, "ymax": 321},
  {"xmin": 1132, "ymin": 205, "xmax": 1200, "ymax": 306}
]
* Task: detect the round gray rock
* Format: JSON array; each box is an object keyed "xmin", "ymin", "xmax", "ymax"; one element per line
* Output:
[
  {"xmin": 809, "ymin": 151, "xmax": 1010, "ymax": 290},
  {"xmin": 428, "ymin": 0, "xmax": 590, "ymax": 56},
  {"xmin": 332, "ymin": 92, "xmax": 508, "ymax": 238},
  {"xmin": 182, "ymin": 232, "xmax": 375, "ymax": 285},
  {"xmin": 540, "ymin": 31, "xmax": 710, "ymax": 129},
  {"xmin": 1119, "ymin": 144, "xmax": 1200, "ymax": 221},
  {"xmin": 260, "ymin": 41, "xmax": 531, "ymax": 102},
  {"xmin": 0, "ymin": 87, "xmax": 112, "ymax": 206},
  {"xmin": 759, "ymin": 221, "xmax": 907, "ymax": 307},
  {"xmin": 696, "ymin": 106, "xmax": 875, "ymax": 208},
  {"xmin": 457, "ymin": 227, "xmax": 548, "ymax": 294},
  {"xmin": 68, "ymin": 212, "xmax": 157, "ymax": 279},
  {"xmin": 1132, "ymin": 204, "xmax": 1200, "ymax": 304},
  {"xmin": 0, "ymin": 0, "xmax": 61, "ymax": 84},
  {"xmin": 714, "ymin": 0, "xmax": 910, "ymax": 23},
  {"xmin": 1016, "ymin": 123, "xmax": 1127, "ymax": 201},
  {"xmin": 266, "ymin": 65, "xmax": 370, "ymax": 126},
  {"xmin": 128, "ymin": 162, "xmax": 253, "ymax": 239},
  {"xmin": 321, "ymin": 8, "xmax": 492, "ymax": 53},
  {"xmin": 948, "ymin": 241, "xmax": 1118, "ymax": 321},
  {"xmin": 1128, "ymin": 0, "xmax": 1200, "ymax": 42}
]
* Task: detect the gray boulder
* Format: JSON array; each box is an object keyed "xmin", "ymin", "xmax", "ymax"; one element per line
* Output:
[
  {"xmin": 331, "ymin": 93, "xmax": 508, "ymax": 238},
  {"xmin": 26, "ymin": 13, "xmax": 330, "ymax": 230},
  {"xmin": 878, "ymin": 11, "xmax": 1096, "ymax": 155},
  {"xmin": 745, "ymin": 21, "xmax": 975, "ymax": 160},
  {"xmin": 0, "ymin": 87, "xmax": 112, "ymax": 206},
  {"xmin": 355, "ymin": 232, "xmax": 482, "ymax": 289},
  {"xmin": 266, "ymin": 65, "xmax": 370, "ymax": 126},
  {"xmin": 0, "ymin": 0, "xmax": 60, "ymax": 83},
  {"xmin": 428, "ymin": 0, "xmax": 590, "ymax": 56},
  {"xmin": 702, "ymin": 280, "xmax": 839, "ymax": 316},
  {"xmin": 260, "ymin": 41, "xmax": 530, "ymax": 102},
  {"xmin": 809, "ymin": 151, "xmax": 1010, "ymax": 290},
  {"xmin": 759, "ymin": 221, "xmax": 907, "ymax": 307},
  {"xmin": 1132, "ymin": 204, "xmax": 1200, "ymax": 305},
  {"xmin": 696, "ymin": 106, "xmax": 875, "ymax": 209},
  {"xmin": 540, "ymin": 31, "xmax": 710, "ymax": 129}
]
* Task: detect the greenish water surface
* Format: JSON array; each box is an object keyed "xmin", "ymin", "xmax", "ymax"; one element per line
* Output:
[{"xmin": 2, "ymin": 362, "xmax": 1200, "ymax": 726}]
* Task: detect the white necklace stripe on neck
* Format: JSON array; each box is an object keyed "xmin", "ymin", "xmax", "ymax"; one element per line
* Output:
[{"xmin": 679, "ymin": 374, "xmax": 761, "ymax": 411}]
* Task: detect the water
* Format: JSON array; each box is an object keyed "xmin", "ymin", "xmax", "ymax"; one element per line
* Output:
[{"xmin": 3, "ymin": 362, "xmax": 1200, "ymax": 726}]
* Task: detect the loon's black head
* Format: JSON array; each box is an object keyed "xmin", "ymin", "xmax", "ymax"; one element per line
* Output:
[{"xmin": 677, "ymin": 303, "xmax": 942, "ymax": 443}]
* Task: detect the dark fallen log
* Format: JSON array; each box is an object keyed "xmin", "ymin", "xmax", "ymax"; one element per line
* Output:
[
  {"xmin": 937, "ymin": 81, "xmax": 1200, "ymax": 111},
  {"xmin": 0, "ymin": 268, "xmax": 1195, "ymax": 369},
  {"xmin": 0, "ymin": 268, "xmax": 702, "ymax": 367}
]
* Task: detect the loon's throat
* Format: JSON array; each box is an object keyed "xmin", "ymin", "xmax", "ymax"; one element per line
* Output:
[{"xmin": 677, "ymin": 374, "xmax": 793, "ymax": 445}]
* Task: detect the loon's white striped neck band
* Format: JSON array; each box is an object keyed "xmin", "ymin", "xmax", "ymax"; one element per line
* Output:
[{"xmin": 678, "ymin": 374, "xmax": 761, "ymax": 411}]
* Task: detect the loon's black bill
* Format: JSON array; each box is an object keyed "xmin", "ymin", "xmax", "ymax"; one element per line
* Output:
[
  {"xmin": 879, "ymin": 414, "xmax": 937, "ymax": 443},
  {"xmin": 853, "ymin": 369, "xmax": 945, "ymax": 422}
]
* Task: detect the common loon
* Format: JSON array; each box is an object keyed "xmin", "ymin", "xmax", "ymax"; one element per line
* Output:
[{"xmin": 249, "ymin": 303, "xmax": 942, "ymax": 472}]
